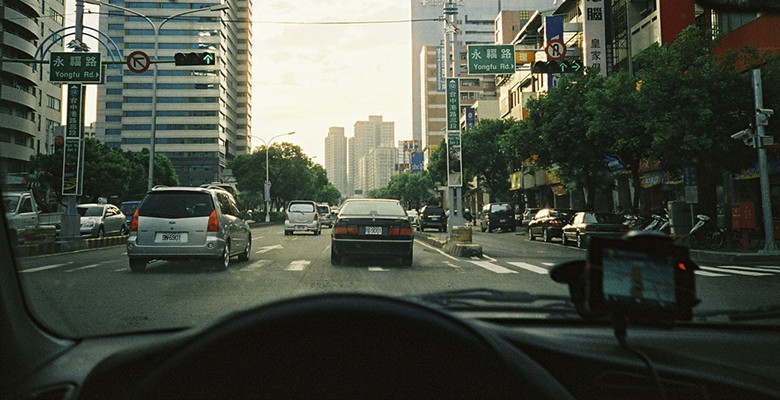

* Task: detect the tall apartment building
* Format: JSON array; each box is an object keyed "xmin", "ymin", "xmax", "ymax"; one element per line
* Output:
[
  {"xmin": 1, "ymin": 0, "xmax": 64, "ymax": 176},
  {"xmin": 347, "ymin": 115, "xmax": 394, "ymax": 196},
  {"xmin": 95, "ymin": 0, "xmax": 252, "ymax": 186},
  {"xmin": 324, "ymin": 126, "xmax": 348, "ymax": 198}
]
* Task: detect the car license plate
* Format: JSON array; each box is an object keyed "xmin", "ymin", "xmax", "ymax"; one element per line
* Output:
[
  {"xmin": 500, "ymin": 219, "xmax": 507, "ymax": 223},
  {"xmin": 295, "ymin": 225, "xmax": 306, "ymax": 230},
  {"xmin": 364, "ymin": 226, "xmax": 382, "ymax": 235},
  {"xmin": 155, "ymin": 232, "xmax": 187, "ymax": 243}
]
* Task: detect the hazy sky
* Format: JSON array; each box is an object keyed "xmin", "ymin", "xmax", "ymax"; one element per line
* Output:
[{"xmin": 71, "ymin": 0, "xmax": 416, "ymax": 166}]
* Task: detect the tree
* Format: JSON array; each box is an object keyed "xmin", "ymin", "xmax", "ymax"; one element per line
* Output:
[
  {"xmin": 461, "ymin": 118, "xmax": 515, "ymax": 201},
  {"xmin": 368, "ymin": 172, "xmax": 437, "ymax": 209}
]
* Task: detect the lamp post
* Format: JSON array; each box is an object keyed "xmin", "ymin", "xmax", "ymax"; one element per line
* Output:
[
  {"xmin": 85, "ymin": 1, "xmax": 229, "ymax": 190},
  {"xmin": 256, "ymin": 132, "xmax": 295, "ymax": 222}
]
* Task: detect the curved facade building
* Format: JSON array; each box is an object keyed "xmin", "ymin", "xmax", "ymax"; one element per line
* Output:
[{"xmin": 1, "ymin": 0, "xmax": 64, "ymax": 177}]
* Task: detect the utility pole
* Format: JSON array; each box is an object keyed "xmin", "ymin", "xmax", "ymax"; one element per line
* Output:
[
  {"xmin": 442, "ymin": 0, "xmax": 463, "ymax": 238},
  {"xmin": 752, "ymin": 69, "xmax": 778, "ymax": 253}
]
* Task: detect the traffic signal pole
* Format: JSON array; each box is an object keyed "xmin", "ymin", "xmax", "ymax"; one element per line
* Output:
[{"xmin": 752, "ymin": 69, "xmax": 778, "ymax": 253}]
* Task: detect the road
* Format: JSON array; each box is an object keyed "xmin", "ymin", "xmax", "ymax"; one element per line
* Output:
[{"xmin": 15, "ymin": 224, "xmax": 780, "ymax": 337}]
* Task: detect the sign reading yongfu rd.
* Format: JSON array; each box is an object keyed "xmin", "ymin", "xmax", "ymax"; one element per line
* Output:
[
  {"xmin": 467, "ymin": 45, "xmax": 515, "ymax": 74},
  {"xmin": 49, "ymin": 52, "xmax": 101, "ymax": 82}
]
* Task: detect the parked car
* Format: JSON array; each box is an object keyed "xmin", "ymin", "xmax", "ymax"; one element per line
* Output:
[
  {"xmin": 527, "ymin": 208, "xmax": 575, "ymax": 242},
  {"xmin": 478, "ymin": 202, "xmax": 516, "ymax": 233},
  {"xmin": 417, "ymin": 205, "xmax": 447, "ymax": 232},
  {"xmin": 318, "ymin": 203, "xmax": 333, "ymax": 228},
  {"xmin": 126, "ymin": 186, "xmax": 252, "ymax": 272},
  {"xmin": 331, "ymin": 198, "xmax": 413, "ymax": 266},
  {"xmin": 285, "ymin": 200, "xmax": 321, "ymax": 235},
  {"xmin": 77, "ymin": 203, "xmax": 127, "ymax": 238},
  {"xmin": 3, "ymin": 189, "xmax": 62, "ymax": 243},
  {"xmin": 561, "ymin": 211, "xmax": 630, "ymax": 248},
  {"xmin": 520, "ymin": 208, "xmax": 539, "ymax": 227},
  {"xmin": 119, "ymin": 200, "xmax": 141, "ymax": 226}
]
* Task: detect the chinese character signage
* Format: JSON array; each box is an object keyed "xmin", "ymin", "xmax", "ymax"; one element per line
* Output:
[
  {"xmin": 436, "ymin": 46, "xmax": 445, "ymax": 92},
  {"xmin": 62, "ymin": 84, "xmax": 84, "ymax": 195},
  {"xmin": 446, "ymin": 78, "xmax": 459, "ymax": 131},
  {"xmin": 465, "ymin": 107, "xmax": 476, "ymax": 130},
  {"xmin": 49, "ymin": 52, "xmax": 101, "ymax": 82},
  {"xmin": 446, "ymin": 131, "xmax": 462, "ymax": 187},
  {"xmin": 581, "ymin": 0, "xmax": 613, "ymax": 76},
  {"xmin": 466, "ymin": 45, "xmax": 515, "ymax": 74}
]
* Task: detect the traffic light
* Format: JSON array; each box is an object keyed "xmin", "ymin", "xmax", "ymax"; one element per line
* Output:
[
  {"xmin": 531, "ymin": 59, "xmax": 583, "ymax": 74},
  {"xmin": 174, "ymin": 52, "xmax": 215, "ymax": 66}
]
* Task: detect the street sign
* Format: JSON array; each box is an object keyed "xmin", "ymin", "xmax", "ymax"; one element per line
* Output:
[
  {"xmin": 49, "ymin": 52, "xmax": 101, "ymax": 82},
  {"xmin": 466, "ymin": 45, "xmax": 515, "ymax": 74},
  {"xmin": 557, "ymin": 59, "xmax": 583, "ymax": 73},
  {"xmin": 446, "ymin": 78, "xmax": 459, "ymax": 131},
  {"xmin": 126, "ymin": 50, "xmax": 150, "ymax": 74},
  {"xmin": 446, "ymin": 131, "xmax": 463, "ymax": 187},
  {"xmin": 515, "ymin": 50, "xmax": 535, "ymax": 64},
  {"xmin": 62, "ymin": 84, "xmax": 84, "ymax": 195},
  {"xmin": 544, "ymin": 39, "xmax": 566, "ymax": 61}
]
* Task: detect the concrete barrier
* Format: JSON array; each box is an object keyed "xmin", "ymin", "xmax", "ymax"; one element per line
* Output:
[{"xmin": 452, "ymin": 225, "xmax": 472, "ymax": 243}]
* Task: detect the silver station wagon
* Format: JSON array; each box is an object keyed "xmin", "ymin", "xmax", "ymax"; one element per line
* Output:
[{"xmin": 126, "ymin": 186, "xmax": 252, "ymax": 272}]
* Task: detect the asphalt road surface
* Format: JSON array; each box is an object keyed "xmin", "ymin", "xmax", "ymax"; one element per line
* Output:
[{"xmin": 15, "ymin": 224, "xmax": 780, "ymax": 337}]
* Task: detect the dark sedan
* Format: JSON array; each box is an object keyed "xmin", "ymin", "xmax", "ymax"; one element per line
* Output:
[
  {"xmin": 527, "ymin": 208, "xmax": 575, "ymax": 242},
  {"xmin": 561, "ymin": 211, "xmax": 629, "ymax": 248},
  {"xmin": 331, "ymin": 199, "xmax": 414, "ymax": 266}
]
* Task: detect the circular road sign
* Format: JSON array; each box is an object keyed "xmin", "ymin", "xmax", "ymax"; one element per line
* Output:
[
  {"xmin": 126, "ymin": 50, "xmax": 151, "ymax": 74},
  {"xmin": 54, "ymin": 135, "xmax": 64, "ymax": 146},
  {"xmin": 545, "ymin": 39, "xmax": 567, "ymax": 61}
]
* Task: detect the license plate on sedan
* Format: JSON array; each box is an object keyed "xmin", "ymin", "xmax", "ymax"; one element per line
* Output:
[
  {"xmin": 155, "ymin": 232, "xmax": 187, "ymax": 243},
  {"xmin": 363, "ymin": 226, "xmax": 382, "ymax": 235}
]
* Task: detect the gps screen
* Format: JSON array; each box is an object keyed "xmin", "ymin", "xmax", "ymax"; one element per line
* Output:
[{"xmin": 601, "ymin": 248, "xmax": 677, "ymax": 309}]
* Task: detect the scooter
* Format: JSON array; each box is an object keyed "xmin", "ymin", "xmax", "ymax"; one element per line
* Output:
[{"xmin": 688, "ymin": 214, "xmax": 724, "ymax": 250}]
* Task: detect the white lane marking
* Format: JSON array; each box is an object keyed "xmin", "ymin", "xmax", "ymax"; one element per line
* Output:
[
  {"xmin": 66, "ymin": 263, "xmax": 100, "ymax": 272},
  {"xmin": 240, "ymin": 259, "xmax": 272, "ymax": 272},
  {"xmin": 416, "ymin": 239, "xmax": 459, "ymax": 261},
  {"xmin": 699, "ymin": 266, "xmax": 771, "ymax": 276},
  {"xmin": 20, "ymin": 263, "xmax": 72, "ymax": 273},
  {"xmin": 368, "ymin": 267, "xmax": 389, "ymax": 272},
  {"xmin": 286, "ymin": 260, "xmax": 310, "ymax": 271},
  {"xmin": 469, "ymin": 260, "xmax": 517, "ymax": 274},
  {"xmin": 252, "ymin": 236, "xmax": 264, "ymax": 241},
  {"xmin": 541, "ymin": 262, "xmax": 555, "ymax": 266},
  {"xmin": 695, "ymin": 270, "xmax": 727, "ymax": 277},
  {"xmin": 444, "ymin": 261, "xmax": 460, "ymax": 268},
  {"xmin": 482, "ymin": 253, "xmax": 497, "ymax": 262},
  {"xmin": 255, "ymin": 244, "xmax": 282, "ymax": 254},
  {"xmin": 716, "ymin": 265, "xmax": 780, "ymax": 273},
  {"xmin": 507, "ymin": 261, "xmax": 549, "ymax": 275}
]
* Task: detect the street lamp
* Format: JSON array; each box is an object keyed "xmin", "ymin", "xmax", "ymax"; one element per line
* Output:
[
  {"xmin": 84, "ymin": 0, "xmax": 229, "ymax": 190},
  {"xmin": 256, "ymin": 132, "xmax": 295, "ymax": 222}
]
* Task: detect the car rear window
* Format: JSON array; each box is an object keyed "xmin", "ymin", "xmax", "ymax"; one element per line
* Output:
[
  {"xmin": 317, "ymin": 206, "xmax": 330, "ymax": 214},
  {"xmin": 341, "ymin": 201, "xmax": 405, "ymax": 217},
  {"xmin": 138, "ymin": 192, "xmax": 214, "ymax": 218},
  {"xmin": 423, "ymin": 207, "xmax": 444, "ymax": 215},
  {"xmin": 120, "ymin": 202, "xmax": 139, "ymax": 215},
  {"xmin": 490, "ymin": 204, "xmax": 511, "ymax": 213},
  {"xmin": 289, "ymin": 203, "xmax": 315, "ymax": 213},
  {"xmin": 78, "ymin": 206, "xmax": 104, "ymax": 217}
]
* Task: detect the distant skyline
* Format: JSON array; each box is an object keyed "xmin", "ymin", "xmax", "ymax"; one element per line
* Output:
[{"xmin": 68, "ymin": 0, "xmax": 416, "ymax": 167}]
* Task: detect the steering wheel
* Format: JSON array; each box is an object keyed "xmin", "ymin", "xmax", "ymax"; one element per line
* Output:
[{"xmin": 126, "ymin": 293, "xmax": 573, "ymax": 399}]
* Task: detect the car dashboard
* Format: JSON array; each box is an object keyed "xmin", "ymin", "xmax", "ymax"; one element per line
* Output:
[{"xmin": 6, "ymin": 293, "xmax": 780, "ymax": 400}]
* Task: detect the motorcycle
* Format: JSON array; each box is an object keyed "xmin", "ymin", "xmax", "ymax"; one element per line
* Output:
[{"xmin": 688, "ymin": 214, "xmax": 724, "ymax": 250}]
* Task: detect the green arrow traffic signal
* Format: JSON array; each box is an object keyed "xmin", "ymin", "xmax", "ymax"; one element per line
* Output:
[{"xmin": 174, "ymin": 52, "xmax": 215, "ymax": 66}]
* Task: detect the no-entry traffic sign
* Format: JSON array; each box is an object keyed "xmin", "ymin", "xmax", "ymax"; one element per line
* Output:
[{"xmin": 127, "ymin": 51, "xmax": 151, "ymax": 74}]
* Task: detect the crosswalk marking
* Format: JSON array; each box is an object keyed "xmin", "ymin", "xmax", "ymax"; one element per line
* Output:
[
  {"xmin": 507, "ymin": 262, "xmax": 549, "ymax": 275},
  {"xmin": 469, "ymin": 260, "xmax": 517, "ymax": 274},
  {"xmin": 716, "ymin": 265, "xmax": 780, "ymax": 273},
  {"xmin": 699, "ymin": 266, "xmax": 771, "ymax": 277},
  {"xmin": 368, "ymin": 267, "xmax": 389, "ymax": 272},
  {"xmin": 286, "ymin": 260, "xmax": 310, "ymax": 271},
  {"xmin": 695, "ymin": 270, "xmax": 727, "ymax": 277}
]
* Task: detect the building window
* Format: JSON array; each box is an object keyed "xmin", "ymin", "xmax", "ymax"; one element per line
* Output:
[
  {"xmin": 106, "ymin": 102, "xmax": 122, "ymax": 109},
  {"xmin": 106, "ymin": 115, "xmax": 122, "ymax": 122},
  {"xmin": 46, "ymin": 95, "xmax": 61, "ymax": 111},
  {"xmin": 105, "ymin": 129, "xmax": 121, "ymax": 135},
  {"xmin": 123, "ymin": 124, "xmax": 151, "ymax": 130},
  {"xmin": 124, "ymin": 138, "xmax": 151, "ymax": 144}
]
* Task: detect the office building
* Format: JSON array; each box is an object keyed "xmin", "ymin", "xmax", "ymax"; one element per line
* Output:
[
  {"xmin": 348, "ymin": 115, "xmax": 394, "ymax": 196},
  {"xmin": 95, "ymin": 0, "xmax": 252, "ymax": 186},
  {"xmin": 324, "ymin": 126, "xmax": 348, "ymax": 198}
]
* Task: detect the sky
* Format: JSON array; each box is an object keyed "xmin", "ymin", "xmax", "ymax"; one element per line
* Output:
[
  {"xmin": 70, "ymin": 0, "xmax": 416, "ymax": 166},
  {"xmin": 252, "ymin": 0, "xmax": 414, "ymax": 163}
]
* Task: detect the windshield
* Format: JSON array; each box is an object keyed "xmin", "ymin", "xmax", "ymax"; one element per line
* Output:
[
  {"xmin": 77, "ymin": 206, "xmax": 104, "ymax": 217},
  {"xmin": 4, "ymin": 0, "xmax": 780, "ymax": 339}
]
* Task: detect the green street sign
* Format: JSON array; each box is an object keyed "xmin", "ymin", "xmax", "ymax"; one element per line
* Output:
[
  {"xmin": 467, "ymin": 45, "xmax": 515, "ymax": 74},
  {"xmin": 446, "ymin": 78, "xmax": 459, "ymax": 131},
  {"xmin": 49, "ymin": 52, "xmax": 101, "ymax": 82}
]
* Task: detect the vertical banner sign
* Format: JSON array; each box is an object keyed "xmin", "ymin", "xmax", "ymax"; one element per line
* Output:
[
  {"xmin": 446, "ymin": 78, "xmax": 459, "ymax": 131},
  {"xmin": 682, "ymin": 166, "xmax": 699, "ymax": 204},
  {"xmin": 544, "ymin": 16, "xmax": 563, "ymax": 87},
  {"xmin": 445, "ymin": 78, "xmax": 462, "ymax": 187},
  {"xmin": 581, "ymin": 0, "xmax": 613, "ymax": 76},
  {"xmin": 62, "ymin": 84, "xmax": 84, "ymax": 195},
  {"xmin": 436, "ymin": 46, "xmax": 445, "ymax": 92},
  {"xmin": 465, "ymin": 107, "xmax": 476, "ymax": 131}
]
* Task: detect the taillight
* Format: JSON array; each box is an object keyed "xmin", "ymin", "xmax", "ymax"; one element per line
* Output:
[
  {"xmin": 551, "ymin": 220, "xmax": 564, "ymax": 227},
  {"xmin": 285, "ymin": 212, "xmax": 289, "ymax": 221},
  {"xmin": 389, "ymin": 226, "xmax": 412, "ymax": 236},
  {"xmin": 334, "ymin": 224, "xmax": 358, "ymax": 235},
  {"xmin": 585, "ymin": 225, "xmax": 595, "ymax": 231},
  {"xmin": 314, "ymin": 213, "xmax": 319, "ymax": 222},
  {"xmin": 129, "ymin": 210, "xmax": 139, "ymax": 232},
  {"xmin": 207, "ymin": 210, "xmax": 219, "ymax": 232}
]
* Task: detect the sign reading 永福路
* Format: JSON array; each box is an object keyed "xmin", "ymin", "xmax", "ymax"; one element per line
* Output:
[
  {"xmin": 467, "ymin": 45, "xmax": 515, "ymax": 74},
  {"xmin": 49, "ymin": 52, "xmax": 101, "ymax": 82}
]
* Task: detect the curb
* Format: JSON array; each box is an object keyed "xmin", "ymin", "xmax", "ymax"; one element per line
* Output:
[
  {"xmin": 15, "ymin": 235, "xmax": 128, "ymax": 257},
  {"xmin": 689, "ymin": 249, "xmax": 780, "ymax": 264}
]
